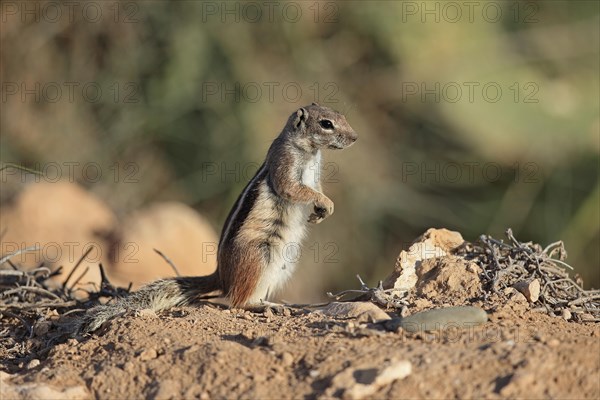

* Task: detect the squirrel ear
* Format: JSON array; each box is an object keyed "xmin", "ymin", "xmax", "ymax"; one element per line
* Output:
[
  {"xmin": 294, "ymin": 107, "xmax": 308, "ymax": 129},
  {"xmin": 311, "ymin": 102, "xmax": 319, "ymax": 106}
]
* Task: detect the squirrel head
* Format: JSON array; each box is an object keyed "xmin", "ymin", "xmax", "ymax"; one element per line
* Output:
[{"xmin": 289, "ymin": 103, "xmax": 358, "ymax": 151}]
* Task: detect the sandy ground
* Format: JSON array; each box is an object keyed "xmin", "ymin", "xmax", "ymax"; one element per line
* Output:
[
  {"xmin": 1, "ymin": 228, "xmax": 598, "ymax": 399},
  {"xmin": 1, "ymin": 301, "xmax": 599, "ymax": 399}
]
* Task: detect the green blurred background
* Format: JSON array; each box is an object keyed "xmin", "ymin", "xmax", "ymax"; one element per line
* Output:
[{"xmin": 1, "ymin": 0, "xmax": 598, "ymax": 300}]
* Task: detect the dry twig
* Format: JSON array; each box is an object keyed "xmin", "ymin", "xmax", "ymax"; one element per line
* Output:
[
  {"xmin": 457, "ymin": 229, "xmax": 599, "ymax": 322},
  {"xmin": 153, "ymin": 248, "xmax": 181, "ymax": 276}
]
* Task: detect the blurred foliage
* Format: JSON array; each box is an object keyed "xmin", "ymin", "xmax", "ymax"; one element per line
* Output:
[{"xmin": 1, "ymin": 0, "xmax": 598, "ymax": 299}]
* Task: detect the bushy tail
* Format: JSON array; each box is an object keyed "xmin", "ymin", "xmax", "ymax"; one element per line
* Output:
[{"xmin": 75, "ymin": 274, "xmax": 221, "ymax": 334}]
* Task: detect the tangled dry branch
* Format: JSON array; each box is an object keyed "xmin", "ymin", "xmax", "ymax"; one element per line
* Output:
[{"xmin": 458, "ymin": 229, "xmax": 599, "ymax": 322}]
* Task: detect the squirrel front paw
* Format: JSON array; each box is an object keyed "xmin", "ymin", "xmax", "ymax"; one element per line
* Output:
[{"xmin": 308, "ymin": 196, "xmax": 334, "ymax": 224}]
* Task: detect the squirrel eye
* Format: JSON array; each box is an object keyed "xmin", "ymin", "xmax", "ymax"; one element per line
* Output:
[{"xmin": 319, "ymin": 120, "xmax": 334, "ymax": 130}]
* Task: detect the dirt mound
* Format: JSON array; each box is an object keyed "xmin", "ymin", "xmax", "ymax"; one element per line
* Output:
[{"xmin": 415, "ymin": 256, "xmax": 482, "ymax": 304}]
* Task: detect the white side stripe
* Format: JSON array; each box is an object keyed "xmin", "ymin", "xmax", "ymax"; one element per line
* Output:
[{"xmin": 218, "ymin": 164, "xmax": 267, "ymax": 253}]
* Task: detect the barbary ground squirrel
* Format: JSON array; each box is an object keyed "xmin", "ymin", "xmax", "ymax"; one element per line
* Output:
[{"xmin": 77, "ymin": 103, "xmax": 358, "ymax": 333}]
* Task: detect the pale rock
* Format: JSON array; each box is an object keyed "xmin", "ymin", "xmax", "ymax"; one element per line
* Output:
[
  {"xmin": 326, "ymin": 360, "xmax": 412, "ymax": 399},
  {"xmin": 139, "ymin": 348, "xmax": 158, "ymax": 361},
  {"xmin": 513, "ymin": 279, "xmax": 540, "ymax": 303},
  {"xmin": 547, "ymin": 338, "xmax": 560, "ymax": 348},
  {"xmin": 383, "ymin": 228, "xmax": 464, "ymax": 293},
  {"xmin": 137, "ymin": 308, "xmax": 158, "ymax": 319},
  {"xmin": 317, "ymin": 302, "xmax": 391, "ymax": 322}
]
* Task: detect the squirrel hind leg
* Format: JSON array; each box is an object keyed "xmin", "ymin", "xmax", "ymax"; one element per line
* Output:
[{"xmin": 224, "ymin": 251, "xmax": 264, "ymax": 308}]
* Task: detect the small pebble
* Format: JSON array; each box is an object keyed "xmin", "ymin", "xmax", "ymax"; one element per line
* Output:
[
  {"xmin": 123, "ymin": 362, "xmax": 135, "ymax": 373},
  {"xmin": 264, "ymin": 308, "xmax": 274, "ymax": 319},
  {"xmin": 26, "ymin": 359, "xmax": 40, "ymax": 369},
  {"xmin": 137, "ymin": 309, "xmax": 157, "ymax": 319},
  {"xmin": 547, "ymin": 338, "xmax": 560, "ymax": 348},
  {"xmin": 318, "ymin": 302, "xmax": 391, "ymax": 321},
  {"xmin": 561, "ymin": 309, "xmax": 572, "ymax": 321},
  {"xmin": 309, "ymin": 369, "xmax": 320, "ymax": 378},
  {"xmin": 139, "ymin": 348, "xmax": 158, "ymax": 361},
  {"xmin": 513, "ymin": 279, "xmax": 540, "ymax": 303},
  {"xmin": 280, "ymin": 352, "xmax": 294, "ymax": 366}
]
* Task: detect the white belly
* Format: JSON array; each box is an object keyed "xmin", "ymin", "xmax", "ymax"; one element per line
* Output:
[
  {"xmin": 248, "ymin": 203, "xmax": 307, "ymax": 303},
  {"xmin": 248, "ymin": 152, "xmax": 322, "ymax": 304}
]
